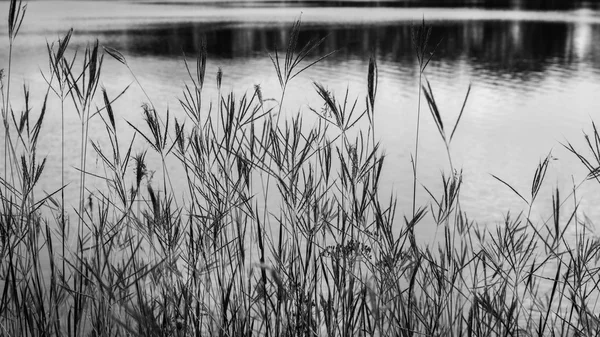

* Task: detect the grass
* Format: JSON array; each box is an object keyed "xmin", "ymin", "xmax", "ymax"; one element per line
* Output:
[{"xmin": 3, "ymin": 0, "xmax": 600, "ymax": 336}]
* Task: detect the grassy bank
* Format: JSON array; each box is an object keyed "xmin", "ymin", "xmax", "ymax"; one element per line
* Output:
[{"xmin": 3, "ymin": 0, "xmax": 600, "ymax": 336}]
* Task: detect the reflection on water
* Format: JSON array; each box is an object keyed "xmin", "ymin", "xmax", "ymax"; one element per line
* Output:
[{"xmin": 100, "ymin": 19, "xmax": 600, "ymax": 80}]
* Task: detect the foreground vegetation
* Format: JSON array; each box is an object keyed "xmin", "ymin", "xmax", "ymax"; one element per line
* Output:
[{"xmin": 3, "ymin": 0, "xmax": 600, "ymax": 336}]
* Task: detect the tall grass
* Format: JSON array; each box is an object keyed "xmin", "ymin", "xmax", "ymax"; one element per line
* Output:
[{"xmin": 3, "ymin": 0, "xmax": 600, "ymax": 336}]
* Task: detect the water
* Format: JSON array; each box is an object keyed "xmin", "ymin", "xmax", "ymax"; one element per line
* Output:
[{"xmin": 2, "ymin": 1, "xmax": 600, "ymax": 241}]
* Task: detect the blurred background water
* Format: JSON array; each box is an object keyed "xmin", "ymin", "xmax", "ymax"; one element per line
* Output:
[{"xmin": 2, "ymin": 0, "xmax": 600, "ymax": 240}]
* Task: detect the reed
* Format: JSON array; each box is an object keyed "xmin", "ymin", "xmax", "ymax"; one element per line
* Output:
[{"xmin": 3, "ymin": 0, "xmax": 600, "ymax": 336}]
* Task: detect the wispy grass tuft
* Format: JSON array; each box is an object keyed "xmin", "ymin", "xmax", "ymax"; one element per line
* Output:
[{"xmin": 3, "ymin": 4, "xmax": 600, "ymax": 337}]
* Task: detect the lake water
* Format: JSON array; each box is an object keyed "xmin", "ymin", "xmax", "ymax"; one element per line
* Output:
[{"xmin": 2, "ymin": 0, "xmax": 600, "ymax": 240}]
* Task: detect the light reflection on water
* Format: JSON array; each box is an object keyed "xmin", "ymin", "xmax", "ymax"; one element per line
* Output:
[{"xmin": 1, "ymin": 1, "xmax": 600, "ymax": 241}]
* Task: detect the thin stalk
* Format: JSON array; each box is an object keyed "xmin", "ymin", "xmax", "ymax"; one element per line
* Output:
[
  {"xmin": 412, "ymin": 74, "xmax": 422, "ymax": 217},
  {"xmin": 61, "ymin": 84, "xmax": 65, "ymax": 274},
  {"xmin": 77, "ymin": 99, "xmax": 89, "ymax": 233},
  {"xmin": 4, "ymin": 40, "xmax": 14, "ymax": 199}
]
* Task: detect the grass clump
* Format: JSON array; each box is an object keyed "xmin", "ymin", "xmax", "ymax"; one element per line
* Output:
[{"xmin": 3, "ymin": 0, "xmax": 600, "ymax": 336}]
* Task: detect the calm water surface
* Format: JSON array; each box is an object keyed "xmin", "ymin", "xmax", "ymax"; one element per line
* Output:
[{"xmin": 2, "ymin": 1, "xmax": 600, "ymax": 240}]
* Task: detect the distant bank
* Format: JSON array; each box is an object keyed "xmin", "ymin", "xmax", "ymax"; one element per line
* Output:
[
  {"xmin": 4, "ymin": 0, "xmax": 599, "ymax": 11},
  {"xmin": 123, "ymin": 0, "xmax": 600, "ymax": 11}
]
